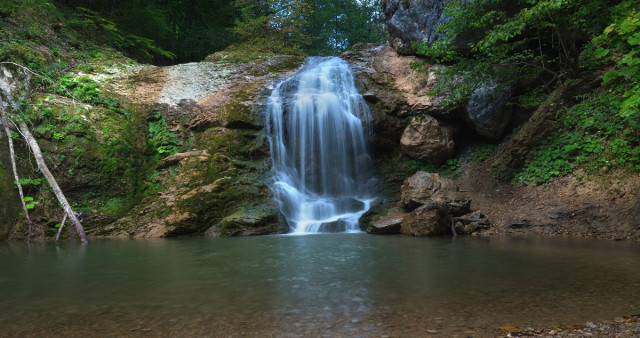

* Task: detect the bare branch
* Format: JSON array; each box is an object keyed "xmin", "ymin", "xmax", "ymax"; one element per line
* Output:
[{"xmin": 1, "ymin": 96, "xmax": 33, "ymax": 241}]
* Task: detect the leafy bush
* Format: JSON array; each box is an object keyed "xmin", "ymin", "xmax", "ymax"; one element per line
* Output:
[{"xmin": 518, "ymin": 91, "xmax": 640, "ymax": 184}]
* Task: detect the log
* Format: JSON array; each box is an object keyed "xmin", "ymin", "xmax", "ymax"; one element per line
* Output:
[
  {"xmin": 18, "ymin": 122, "xmax": 88, "ymax": 243},
  {"xmin": 0, "ymin": 96, "xmax": 33, "ymax": 241}
]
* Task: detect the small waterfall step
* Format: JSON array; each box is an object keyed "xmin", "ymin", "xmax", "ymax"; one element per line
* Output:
[{"xmin": 266, "ymin": 57, "xmax": 376, "ymax": 234}]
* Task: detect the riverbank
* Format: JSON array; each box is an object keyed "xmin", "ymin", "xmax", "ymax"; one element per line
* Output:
[
  {"xmin": 455, "ymin": 147, "xmax": 640, "ymax": 242},
  {"xmin": 497, "ymin": 314, "xmax": 640, "ymax": 337}
]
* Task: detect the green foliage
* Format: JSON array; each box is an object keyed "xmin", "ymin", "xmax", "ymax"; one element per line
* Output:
[
  {"xmin": 518, "ymin": 90, "xmax": 640, "ymax": 184},
  {"xmin": 231, "ymin": 0, "xmax": 386, "ymax": 56},
  {"xmin": 472, "ymin": 143, "xmax": 498, "ymax": 162},
  {"xmin": 69, "ymin": 7, "xmax": 175, "ymax": 64},
  {"xmin": 23, "ymin": 196, "xmax": 39, "ymax": 209},
  {"xmin": 148, "ymin": 113, "xmax": 179, "ymax": 159},
  {"xmin": 57, "ymin": 75, "xmax": 100, "ymax": 101},
  {"xmin": 231, "ymin": 0, "xmax": 313, "ymax": 55},
  {"xmin": 15, "ymin": 178, "xmax": 42, "ymax": 186},
  {"xmin": 405, "ymin": 159, "xmax": 437, "ymax": 175},
  {"xmin": 405, "ymin": 158, "xmax": 460, "ymax": 178},
  {"xmin": 412, "ymin": 0, "xmax": 618, "ymax": 111},
  {"xmin": 589, "ymin": 0, "xmax": 640, "ymax": 119}
]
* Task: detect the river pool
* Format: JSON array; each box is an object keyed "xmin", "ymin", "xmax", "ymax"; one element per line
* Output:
[{"xmin": 1, "ymin": 234, "xmax": 639, "ymax": 337}]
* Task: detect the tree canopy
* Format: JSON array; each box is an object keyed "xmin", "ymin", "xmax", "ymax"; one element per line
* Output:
[{"xmin": 50, "ymin": 0, "xmax": 385, "ymax": 63}]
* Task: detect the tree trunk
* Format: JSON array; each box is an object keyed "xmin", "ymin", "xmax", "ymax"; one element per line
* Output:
[
  {"xmin": 17, "ymin": 122, "xmax": 88, "ymax": 243},
  {"xmin": 0, "ymin": 96, "xmax": 33, "ymax": 241}
]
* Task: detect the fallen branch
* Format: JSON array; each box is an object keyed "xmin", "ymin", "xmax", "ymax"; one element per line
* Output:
[
  {"xmin": 17, "ymin": 121, "xmax": 88, "ymax": 243},
  {"xmin": 55, "ymin": 214, "xmax": 67, "ymax": 242}
]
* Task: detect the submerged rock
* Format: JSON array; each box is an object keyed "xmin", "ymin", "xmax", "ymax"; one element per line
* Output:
[{"xmin": 400, "ymin": 115, "xmax": 454, "ymax": 164}]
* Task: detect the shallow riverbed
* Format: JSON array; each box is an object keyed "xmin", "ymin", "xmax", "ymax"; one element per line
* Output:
[{"xmin": 1, "ymin": 234, "xmax": 639, "ymax": 337}]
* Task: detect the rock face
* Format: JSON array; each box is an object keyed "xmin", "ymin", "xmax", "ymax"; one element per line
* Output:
[
  {"xmin": 400, "ymin": 171, "xmax": 470, "ymax": 236},
  {"xmin": 465, "ymin": 80, "xmax": 512, "ymax": 139},
  {"xmin": 400, "ymin": 115, "xmax": 454, "ymax": 164},
  {"xmin": 383, "ymin": 0, "xmax": 452, "ymax": 55},
  {"xmin": 94, "ymin": 54, "xmax": 304, "ymax": 238}
]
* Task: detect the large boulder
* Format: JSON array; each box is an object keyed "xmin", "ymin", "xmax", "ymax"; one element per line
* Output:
[
  {"xmin": 400, "ymin": 115, "xmax": 454, "ymax": 164},
  {"xmin": 401, "ymin": 171, "xmax": 470, "ymax": 214},
  {"xmin": 464, "ymin": 80, "xmax": 512, "ymax": 139},
  {"xmin": 383, "ymin": 0, "xmax": 452, "ymax": 55},
  {"xmin": 401, "ymin": 202, "xmax": 451, "ymax": 236}
]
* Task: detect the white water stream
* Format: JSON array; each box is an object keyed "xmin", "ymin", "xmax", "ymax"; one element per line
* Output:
[{"xmin": 266, "ymin": 57, "xmax": 376, "ymax": 234}]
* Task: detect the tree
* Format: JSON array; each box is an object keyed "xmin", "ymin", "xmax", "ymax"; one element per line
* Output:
[{"xmin": 412, "ymin": 0, "xmax": 620, "ymax": 109}]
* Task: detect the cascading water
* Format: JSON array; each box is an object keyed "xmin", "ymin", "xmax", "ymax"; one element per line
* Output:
[{"xmin": 266, "ymin": 57, "xmax": 376, "ymax": 234}]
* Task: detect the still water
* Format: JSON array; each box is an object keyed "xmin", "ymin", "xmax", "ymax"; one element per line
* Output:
[{"xmin": 1, "ymin": 234, "xmax": 639, "ymax": 337}]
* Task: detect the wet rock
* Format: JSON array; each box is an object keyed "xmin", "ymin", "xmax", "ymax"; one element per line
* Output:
[
  {"xmin": 400, "ymin": 115, "xmax": 455, "ymax": 164},
  {"xmin": 366, "ymin": 206, "xmax": 407, "ymax": 234},
  {"xmin": 206, "ymin": 206, "xmax": 286, "ymax": 237},
  {"xmin": 401, "ymin": 202, "xmax": 450, "ymax": 236},
  {"xmin": 464, "ymin": 79, "xmax": 512, "ymax": 139}
]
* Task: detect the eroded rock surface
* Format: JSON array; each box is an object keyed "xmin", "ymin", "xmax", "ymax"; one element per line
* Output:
[{"xmin": 400, "ymin": 115, "xmax": 454, "ymax": 164}]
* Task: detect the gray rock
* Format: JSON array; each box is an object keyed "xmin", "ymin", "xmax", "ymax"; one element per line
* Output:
[
  {"xmin": 400, "ymin": 115, "xmax": 455, "ymax": 164},
  {"xmin": 464, "ymin": 79, "xmax": 512, "ymax": 139},
  {"xmin": 383, "ymin": 0, "xmax": 453, "ymax": 55}
]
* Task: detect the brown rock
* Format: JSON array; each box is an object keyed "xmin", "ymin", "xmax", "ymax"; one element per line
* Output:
[
  {"xmin": 401, "ymin": 202, "xmax": 450, "ymax": 236},
  {"xmin": 400, "ymin": 116, "xmax": 454, "ymax": 164},
  {"xmin": 401, "ymin": 171, "xmax": 466, "ymax": 211}
]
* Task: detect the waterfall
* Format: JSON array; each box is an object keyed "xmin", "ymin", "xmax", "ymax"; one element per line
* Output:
[{"xmin": 266, "ymin": 57, "xmax": 376, "ymax": 234}]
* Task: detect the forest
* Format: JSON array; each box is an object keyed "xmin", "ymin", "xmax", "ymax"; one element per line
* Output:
[{"xmin": 0, "ymin": 0, "xmax": 638, "ymax": 236}]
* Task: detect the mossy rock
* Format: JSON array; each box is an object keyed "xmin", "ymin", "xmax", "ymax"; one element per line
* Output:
[{"xmin": 206, "ymin": 205, "xmax": 286, "ymax": 237}]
